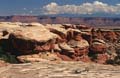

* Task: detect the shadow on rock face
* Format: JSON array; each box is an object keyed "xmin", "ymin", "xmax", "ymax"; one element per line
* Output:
[{"xmin": 0, "ymin": 39, "xmax": 19, "ymax": 63}]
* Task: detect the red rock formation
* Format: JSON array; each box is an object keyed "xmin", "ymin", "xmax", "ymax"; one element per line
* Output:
[
  {"xmin": 94, "ymin": 53, "xmax": 109, "ymax": 64},
  {"xmin": 8, "ymin": 26, "xmax": 58, "ymax": 55},
  {"xmin": 11, "ymin": 16, "xmax": 38, "ymax": 22},
  {"xmin": 1, "ymin": 22, "xmax": 119, "ymax": 64},
  {"xmin": 104, "ymin": 31, "xmax": 117, "ymax": 42},
  {"xmin": 89, "ymin": 39, "xmax": 110, "ymax": 64},
  {"xmin": 1, "ymin": 16, "xmax": 120, "ymax": 26},
  {"xmin": 90, "ymin": 39, "xmax": 106, "ymax": 53}
]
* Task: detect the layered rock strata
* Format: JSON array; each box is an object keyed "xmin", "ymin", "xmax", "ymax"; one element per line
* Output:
[{"xmin": 0, "ymin": 22, "xmax": 120, "ymax": 64}]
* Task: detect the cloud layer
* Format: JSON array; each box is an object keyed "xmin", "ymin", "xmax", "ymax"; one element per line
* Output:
[{"xmin": 43, "ymin": 1, "xmax": 120, "ymax": 15}]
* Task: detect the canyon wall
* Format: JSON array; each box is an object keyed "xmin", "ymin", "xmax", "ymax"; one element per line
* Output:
[{"xmin": 0, "ymin": 16, "xmax": 120, "ymax": 26}]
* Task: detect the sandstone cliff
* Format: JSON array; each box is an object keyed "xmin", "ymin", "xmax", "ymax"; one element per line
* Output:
[{"xmin": 0, "ymin": 16, "xmax": 120, "ymax": 26}]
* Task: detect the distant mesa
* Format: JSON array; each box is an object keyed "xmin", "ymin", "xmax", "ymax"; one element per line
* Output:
[{"xmin": 0, "ymin": 15, "xmax": 120, "ymax": 26}]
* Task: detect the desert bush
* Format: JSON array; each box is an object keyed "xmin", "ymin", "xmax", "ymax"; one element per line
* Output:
[{"xmin": 0, "ymin": 46, "xmax": 18, "ymax": 63}]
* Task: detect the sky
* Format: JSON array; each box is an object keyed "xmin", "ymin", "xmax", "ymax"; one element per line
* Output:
[{"xmin": 0, "ymin": 0, "xmax": 120, "ymax": 17}]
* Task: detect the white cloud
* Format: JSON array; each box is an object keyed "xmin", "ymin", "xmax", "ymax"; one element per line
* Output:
[{"xmin": 43, "ymin": 1, "xmax": 120, "ymax": 15}]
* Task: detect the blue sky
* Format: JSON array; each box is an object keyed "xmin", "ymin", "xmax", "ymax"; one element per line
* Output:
[{"xmin": 0, "ymin": 0, "xmax": 120, "ymax": 17}]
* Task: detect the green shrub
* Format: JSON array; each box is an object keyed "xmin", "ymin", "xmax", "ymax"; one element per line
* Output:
[{"xmin": 0, "ymin": 46, "xmax": 18, "ymax": 63}]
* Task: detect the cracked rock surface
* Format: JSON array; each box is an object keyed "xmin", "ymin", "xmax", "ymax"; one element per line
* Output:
[{"xmin": 0, "ymin": 61, "xmax": 120, "ymax": 78}]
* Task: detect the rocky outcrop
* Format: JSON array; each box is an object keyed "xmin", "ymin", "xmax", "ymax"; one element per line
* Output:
[
  {"xmin": 0, "ymin": 22, "xmax": 120, "ymax": 65},
  {"xmin": 90, "ymin": 39, "xmax": 106, "ymax": 53},
  {"xmin": 45, "ymin": 24, "xmax": 67, "ymax": 39},
  {"xmin": 90, "ymin": 39, "xmax": 109, "ymax": 64},
  {"xmin": 104, "ymin": 31, "xmax": 117, "ymax": 42},
  {"xmin": 9, "ymin": 26, "xmax": 58, "ymax": 55}
]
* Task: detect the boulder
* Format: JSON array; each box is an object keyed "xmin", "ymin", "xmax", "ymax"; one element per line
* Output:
[
  {"xmin": 90, "ymin": 39, "xmax": 109, "ymax": 64},
  {"xmin": 59, "ymin": 42, "xmax": 74, "ymax": 53},
  {"xmin": 10, "ymin": 26, "xmax": 57, "ymax": 42},
  {"xmin": 68, "ymin": 39, "xmax": 89, "ymax": 48},
  {"xmin": 9, "ymin": 26, "xmax": 58, "ymax": 55},
  {"xmin": 54, "ymin": 42, "xmax": 75, "ymax": 61},
  {"xmin": 67, "ymin": 39, "xmax": 89, "ymax": 60},
  {"xmin": 90, "ymin": 39, "xmax": 106, "ymax": 53},
  {"xmin": 94, "ymin": 53, "xmax": 109, "ymax": 64},
  {"xmin": 104, "ymin": 31, "xmax": 117, "ymax": 42},
  {"xmin": 45, "ymin": 24, "xmax": 67, "ymax": 39},
  {"xmin": 67, "ymin": 28, "xmax": 82, "ymax": 40}
]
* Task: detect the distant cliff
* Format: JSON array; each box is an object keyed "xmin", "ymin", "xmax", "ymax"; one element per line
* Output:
[{"xmin": 0, "ymin": 15, "xmax": 120, "ymax": 26}]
